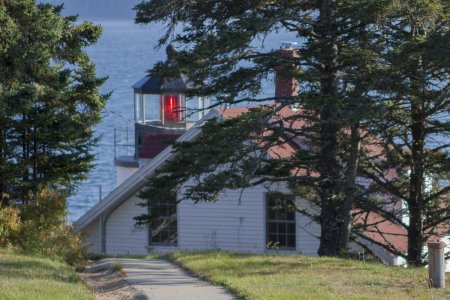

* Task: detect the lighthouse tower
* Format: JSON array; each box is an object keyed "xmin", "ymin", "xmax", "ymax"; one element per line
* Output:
[{"xmin": 114, "ymin": 45, "xmax": 210, "ymax": 185}]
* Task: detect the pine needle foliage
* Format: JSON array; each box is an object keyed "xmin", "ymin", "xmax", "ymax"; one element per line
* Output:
[
  {"xmin": 134, "ymin": 0, "xmax": 396, "ymax": 257},
  {"xmin": 0, "ymin": 0, "xmax": 108, "ymax": 204}
]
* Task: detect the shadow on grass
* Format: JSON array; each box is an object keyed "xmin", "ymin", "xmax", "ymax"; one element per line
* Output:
[
  {"xmin": 0, "ymin": 255, "xmax": 78, "ymax": 283},
  {"xmin": 168, "ymin": 252, "xmax": 383, "ymax": 278}
]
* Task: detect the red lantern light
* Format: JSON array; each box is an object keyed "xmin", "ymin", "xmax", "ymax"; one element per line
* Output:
[{"xmin": 162, "ymin": 94, "xmax": 183, "ymax": 123}]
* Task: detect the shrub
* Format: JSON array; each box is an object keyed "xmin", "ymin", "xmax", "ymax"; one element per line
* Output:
[
  {"xmin": 14, "ymin": 189, "xmax": 87, "ymax": 268},
  {"xmin": 0, "ymin": 204, "xmax": 21, "ymax": 248}
]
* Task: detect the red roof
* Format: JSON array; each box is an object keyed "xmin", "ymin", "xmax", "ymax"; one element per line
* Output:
[
  {"xmin": 217, "ymin": 106, "xmax": 318, "ymax": 176},
  {"xmin": 214, "ymin": 105, "xmax": 445, "ymax": 257},
  {"xmin": 354, "ymin": 212, "xmax": 408, "ymax": 254},
  {"xmin": 217, "ymin": 107, "xmax": 250, "ymax": 118}
]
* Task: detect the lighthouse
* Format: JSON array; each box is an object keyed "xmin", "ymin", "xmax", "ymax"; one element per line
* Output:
[{"xmin": 114, "ymin": 45, "xmax": 210, "ymax": 185}]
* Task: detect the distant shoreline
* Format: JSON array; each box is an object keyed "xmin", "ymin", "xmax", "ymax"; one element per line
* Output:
[{"xmin": 38, "ymin": 0, "xmax": 140, "ymax": 22}]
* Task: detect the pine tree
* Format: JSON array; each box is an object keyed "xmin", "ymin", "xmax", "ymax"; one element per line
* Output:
[
  {"xmin": 356, "ymin": 0, "xmax": 450, "ymax": 266},
  {"xmin": 135, "ymin": 0, "xmax": 393, "ymax": 256},
  {"xmin": 0, "ymin": 0, "xmax": 107, "ymax": 203}
]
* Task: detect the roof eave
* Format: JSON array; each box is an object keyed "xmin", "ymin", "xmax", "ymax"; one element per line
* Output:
[{"xmin": 73, "ymin": 109, "xmax": 222, "ymax": 231}]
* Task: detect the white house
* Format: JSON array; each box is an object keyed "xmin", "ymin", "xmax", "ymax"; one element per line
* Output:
[
  {"xmin": 75, "ymin": 107, "xmax": 321, "ymax": 254},
  {"xmin": 74, "ymin": 45, "xmax": 447, "ymax": 270},
  {"xmin": 74, "ymin": 105, "xmax": 408, "ymax": 266}
]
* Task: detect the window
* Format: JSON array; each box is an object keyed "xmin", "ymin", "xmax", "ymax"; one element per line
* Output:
[
  {"xmin": 134, "ymin": 93, "xmax": 143, "ymax": 122},
  {"xmin": 144, "ymin": 94, "xmax": 160, "ymax": 122},
  {"xmin": 185, "ymin": 96, "xmax": 200, "ymax": 122},
  {"xmin": 150, "ymin": 193, "xmax": 177, "ymax": 246},
  {"xmin": 162, "ymin": 94, "xmax": 184, "ymax": 123},
  {"xmin": 266, "ymin": 192, "xmax": 296, "ymax": 249},
  {"xmin": 199, "ymin": 97, "xmax": 211, "ymax": 118},
  {"xmin": 185, "ymin": 96, "xmax": 211, "ymax": 122}
]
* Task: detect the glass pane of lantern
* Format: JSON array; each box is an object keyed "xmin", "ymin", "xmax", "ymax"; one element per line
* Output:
[
  {"xmin": 144, "ymin": 94, "xmax": 160, "ymax": 122},
  {"xmin": 163, "ymin": 94, "xmax": 184, "ymax": 123},
  {"xmin": 200, "ymin": 97, "xmax": 211, "ymax": 118},
  {"xmin": 186, "ymin": 96, "xmax": 200, "ymax": 122},
  {"xmin": 134, "ymin": 93, "xmax": 142, "ymax": 122}
]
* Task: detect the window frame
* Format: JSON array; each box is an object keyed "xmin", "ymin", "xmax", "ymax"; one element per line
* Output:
[
  {"xmin": 149, "ymin": 193, "xmax": 178, "ymax": 247},
  {"xmin": 265, "ymin": 192, "xmax": 296, "ymax": 251},
  {"xmin": 161, "ymin": 93, "xmax": 185, "ymax": 124}
]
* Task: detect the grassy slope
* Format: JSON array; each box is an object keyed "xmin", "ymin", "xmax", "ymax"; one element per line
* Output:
[
  {"xmin": 0, "ymin": 252, "xmax": 92, "ymax": 300},
  {"xmin": 168, "ymin": 252, "xmax": 450, "ymax": 300}
]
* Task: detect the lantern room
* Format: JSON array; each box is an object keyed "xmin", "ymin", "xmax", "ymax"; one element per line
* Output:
[
  {"xmin": 131, "ymin": 45, "xmax": 210, "ymax": 159},
  {"xmin": 132, "ymin": 46, "xmax": 209, "ymax": 127},
  {"xmin": 114, "ymin": 44, "xmax": 210, "ymax": 185},
  {"xmin": 133, "ymin": 78, "xmax": 210, "ymax": 126}
]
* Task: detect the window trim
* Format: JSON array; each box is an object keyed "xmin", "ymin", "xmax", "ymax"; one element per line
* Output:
[
  {"xmin": 148, "ymin": 194, "xmax": 178, "ymax": 247},
  {"xmin": 265, "ymin": 192, "xmax": 297, "ymax": 251}
]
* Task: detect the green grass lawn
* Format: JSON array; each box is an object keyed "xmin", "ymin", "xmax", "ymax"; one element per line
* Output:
[
  {"xmin": 168, "ymin": 252, "xmax": 450, "ymax": 300},
  {"xmin": 0, "ymin": 252, "xmax": 92, "ymax": 300}
]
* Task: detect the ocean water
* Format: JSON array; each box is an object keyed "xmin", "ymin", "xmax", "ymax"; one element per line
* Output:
[
  {"xmin": 68, "ymin": 21, "xmax": 166, "ymax": 221},
  {"xmin": 68, "ymin": 21, "xmax": 297, "ymax": 221}
]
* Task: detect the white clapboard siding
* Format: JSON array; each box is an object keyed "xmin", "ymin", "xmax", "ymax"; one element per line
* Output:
[
  {"xmin": 295, "ymin": 199, "xmax": 321, "ymax": 256},
  {"xmin": 104, "ymin": 195, "xmax": 148, "ymax": 255},
  {"xmin": 178, "ymin": 186, "xmax": 266, "ymax": 252},
  {"xmin": 177, "ymin": 182, "xmax": 321, "ymax": 256},
  {"xmin": 86, "ymin": 178, "xmax": 322, "ymax": 256},
  {"xmin": 84, "ymin": 219, "xmax": 101, "ymax": 253}
]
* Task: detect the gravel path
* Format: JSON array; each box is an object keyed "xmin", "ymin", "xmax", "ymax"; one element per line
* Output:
[
  {"xmin": 111, "ymin": 258, "xmax": 236, "ymax": 300},
  {"xmin": 80, "ymin": 259, "xmax": 147, "ymax": 300},
  {"xmin": 83, "ymin": 258, "xmax": 236, "ymax": 300}
]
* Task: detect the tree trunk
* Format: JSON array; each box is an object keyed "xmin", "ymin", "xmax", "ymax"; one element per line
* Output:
[
  {"xmin": 0, "ymin": 128, "xmax": 4, "ymax": 202},
  {"xmin": 408, "ymin": 203, "xmax": 424, "ymax": 266},
  {"xmin": 407, "ymin": 90, "xmax": 426, "ymax": 266},
  {"xmin": 338, "ymin": 122, "xmax": 361, "ymax": 251},
  {"xmin": 317, "ymin": 0, "xmax": 342, "ymax": 257}
]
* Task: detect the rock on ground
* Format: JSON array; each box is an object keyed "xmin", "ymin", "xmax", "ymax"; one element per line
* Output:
[{"xmin": 79, "ymin": 260, "xmax": 147, "ymax": 300}]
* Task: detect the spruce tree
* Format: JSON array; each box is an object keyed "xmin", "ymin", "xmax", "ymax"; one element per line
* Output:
[
  {"xmin": 358, "ymin": 0, "xmax": 450, "ymax": 266},
  {"xmin": 135, "ymin": 0, "xmax": 392, "ymax": 256},
  {"xmin": 0, "ymin": 0, "xmax": 107, "ymax": 203}
]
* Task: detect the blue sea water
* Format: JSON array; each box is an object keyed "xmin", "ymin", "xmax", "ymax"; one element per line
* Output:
[
  {"xmin": 68, "ymin": 21, "xmax": 297, "ymax": 221},
  {"xmin": 68, "ymin": 21, "xmax": 166, "ymax": 221}
]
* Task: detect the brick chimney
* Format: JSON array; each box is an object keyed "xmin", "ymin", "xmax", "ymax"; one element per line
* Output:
[{"xmin": 275, "ymin": 42, "xmax": 299, "ymax": 103}]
